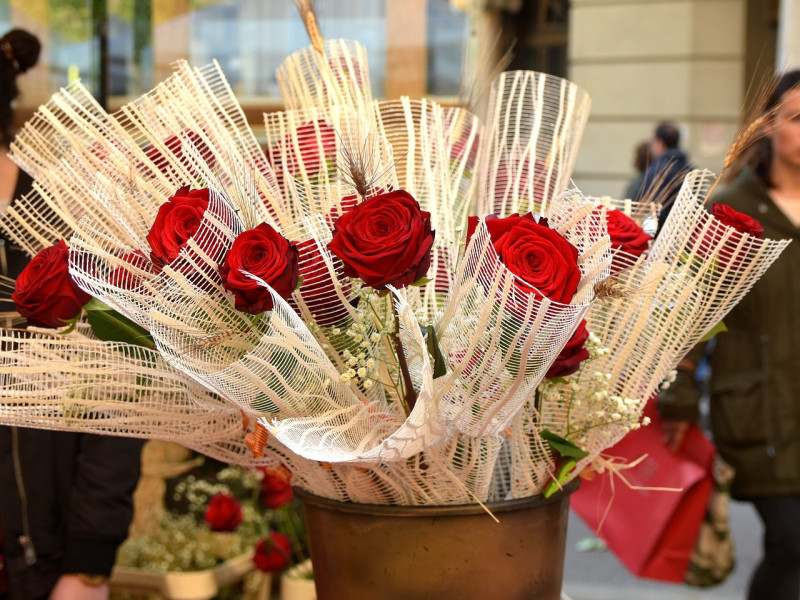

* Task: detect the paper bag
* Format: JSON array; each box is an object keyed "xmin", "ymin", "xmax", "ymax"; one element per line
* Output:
[{"xmin": 570, "ymin": 401, "xmax": 715, "ymax": 582}]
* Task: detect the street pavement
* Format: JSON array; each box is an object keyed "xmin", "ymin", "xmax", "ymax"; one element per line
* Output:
[{"xmin": 562, "ymin": 499, "xmax": 763, "ymax": 600}]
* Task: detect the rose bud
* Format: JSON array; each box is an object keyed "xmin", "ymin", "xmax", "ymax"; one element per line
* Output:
[
  {"xmin": 145, "ymin": 129, "xmax": 215, "ymax": 175},
  {"xmin": 327, "ymin": 190, "xmax": 435, "ymax": 290},
  {"xmin": 220, "ymin": 223, "xmax": 300, "ymax": 314},
  {"xmin": 692, "ymin": 203, "xmax": 764, "ymax": 270},
  {"xmin": 259, "ymin": 469, "xmax": 294, "ymax": 509},
  {"xmin": 546, "ymin": 320, "xmax": 591, "ymax": 378},
  {"xmin": 253, "ymin": 532, "xmax": 292, "ymax": 572},
  {"xmin": 486, "ymin": 212, "xmax": 581, "ymax": 304},
  {"xmin": 146, "ymin": 187, "xmax": 210, "ymax": 268},
  {"xmin": 12, "ymin": 240, "xmax": 91, "ymax": 329},
  {"xmin": 605, "ymin": 209, "xmax": 652, "ymax": 257},
  {"xmin": 711, "ymin": 204, "xmax": 764, "ymax": 238},
  {"xmin": 203, "ymin": 493, "xmax": 243, "ymax": 532}
]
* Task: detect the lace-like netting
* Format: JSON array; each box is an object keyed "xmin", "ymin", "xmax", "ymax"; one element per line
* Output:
[{"xmin": 0, "ymin": 40, "xmax": 789, "ymax": 505}]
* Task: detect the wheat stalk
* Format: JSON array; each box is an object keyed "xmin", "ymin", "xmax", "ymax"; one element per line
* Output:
[{"xmin": 293, "ymin": 0, "xmax": 325, "ymax": 54}]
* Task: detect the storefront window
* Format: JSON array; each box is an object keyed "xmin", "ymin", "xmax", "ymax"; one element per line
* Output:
[{"xmin": 3, "ymin": 0, "xmax": 467, "ymax": 119}]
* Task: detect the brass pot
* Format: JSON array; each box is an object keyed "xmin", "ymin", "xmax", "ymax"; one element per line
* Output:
[{"xmin": 295, "ymin": 480, "xmax": 578, "ymax": 600}]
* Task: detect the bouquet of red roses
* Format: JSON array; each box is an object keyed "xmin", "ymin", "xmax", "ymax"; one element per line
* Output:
[{"xmin": 0, "ymin": 38, "xmax": 789, "ymax": 506}]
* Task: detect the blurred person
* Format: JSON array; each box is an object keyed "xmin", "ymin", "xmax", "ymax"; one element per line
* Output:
[
  {"xmin": 623, "ymin": 139, "xmax": 650, "ymax": 200},
  {"xmin": 659, "ymin": 70, "xmax": 800, "ymax": 600},
  {"xmin": 636, "ymin": 121, "xmax": 695, "ymax": 232},
  {"xmin": 0, "ymin": 28, "xmax": 145, "ymax": 600},
  {"xmin": 0, "ymin": 28, "xmax": 38, "ymax": 280}
]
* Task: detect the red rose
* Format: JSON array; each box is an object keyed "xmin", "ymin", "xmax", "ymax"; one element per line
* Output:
[
  {"xmin": 327, "ymin": 190, "xmax": 435, "ymax": 290},
  {"xmin": 545, "ymin": 320, "xmax": 590, "ymax": 378},
  {"xmin": 324, "ymin": 194, "xmax": 359, "ymax": 231},
  {"xmin": 449, "ymin": 347, "xmax": 485, "ymax": 379},
  {"xmin": 268, "ymin": 120, "xmax": 337, "ymax": 189},
  {"xmin": 220, "ymin": 223, "xmax": 300, "ymax": 314},
  {"xmin": 692, "ymin": 204, "xmax": 764, "ymax": 270},
  {"xmin": 711, "ymin": 204, "xmax": 764, "ymax": 238},
  {"xmin": 108, "ymin": 250, "xmax": 155, "ymax": 290},
  {"xmin": 493, "ymin": 158, "xmax": 552, "ymax": 211},
  {"xmin": 145, "ymin": 129, "xmax": 215, "ymax": 175},
  {"xmin": 450, "ymin": 128, "xmax": 479, "ymax": 166},
  {"xmin": 329, "ymin": 55, "xmax": 366, "ymax": 88},
  {"xmin": 259, "ymin": 467, "xmax": 294, "ymax": 509},
  {"xmin": 485, "ymin": 213, "xmax": 581, "ymax": 304},
  {"xmin": 203, "ymin": 493, "xmax": 242, "ymax": 532},
  {"xmin": 146, "ymin": 187, "xmax": 210, "ymax": 268},
  {"xmin": 605, "ymin": 209, "xmax": 652, "ymax": 257},
  {"xmin": 253, "ymin": 532, "xmax": 292, "ymax": 572},
  {"xmin": 296, "ymin": 239, "xmax": 352, "ymax": 326},
  {"xmin": 12, "ymin": 240, "xmax": 91, "ymax": 329}
]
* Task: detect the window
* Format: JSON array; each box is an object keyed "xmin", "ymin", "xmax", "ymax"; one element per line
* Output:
[{"xmin": 3, "ymin": 0, "xmax": 469, "ymax": 121}]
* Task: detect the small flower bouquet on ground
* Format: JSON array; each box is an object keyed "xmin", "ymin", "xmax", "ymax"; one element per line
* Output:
[
  {"xmin": 113, "ymin": 461, "xmax": 306, "ymax": 599},
  {"xmin": 118, "ymin": 462, "xmax": 305, "ymax": 572}
]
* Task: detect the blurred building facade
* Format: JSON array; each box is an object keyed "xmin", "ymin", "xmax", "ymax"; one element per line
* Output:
[{"xmin": 1, "ymin": 0, "xmax": 794, "ymax": 199}]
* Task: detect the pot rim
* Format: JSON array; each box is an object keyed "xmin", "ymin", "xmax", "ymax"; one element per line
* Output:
[{"xmin": 294, "ymin": 479, "xmax": 579, "ymax": 518}]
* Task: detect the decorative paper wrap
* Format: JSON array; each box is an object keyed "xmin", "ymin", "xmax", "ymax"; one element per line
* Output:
[{"xmin": 0, "ymin": 39, "xmax": 789, "ymax": 506}]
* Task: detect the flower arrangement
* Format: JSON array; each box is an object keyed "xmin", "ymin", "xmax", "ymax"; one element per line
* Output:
[
  {"xmin": 0, "ymin": 14, "xmax": 790, "ymax": 517},
  {"xmin": 116, "ymin": 463, "xmax": 304, "ymax": 574}
]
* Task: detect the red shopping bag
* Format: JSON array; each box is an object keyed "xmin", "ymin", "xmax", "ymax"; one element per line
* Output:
[{"xmin": 570, "ymin": 400, "xmax": 715, "ymax": 582}]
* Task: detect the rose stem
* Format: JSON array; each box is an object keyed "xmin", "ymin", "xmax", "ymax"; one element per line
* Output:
[{"xmin": 390, "ymin": 298, "xmax": 417, "ymax": 415}]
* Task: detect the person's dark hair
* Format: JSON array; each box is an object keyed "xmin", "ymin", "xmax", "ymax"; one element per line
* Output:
[
  {"xmin": 633, "ymin": 140, "xmax": 650, "ymax": 174},
  {"xmin": 751, "ymin": 69, "xmax": 800, "ymax": 187},
  {"xmin": 0, "ymin": 28, "xmax": 41, "ymax": 147},
  {"xmin": 654, "ymin": 122, "xmax": 680, "ymax": 149}
]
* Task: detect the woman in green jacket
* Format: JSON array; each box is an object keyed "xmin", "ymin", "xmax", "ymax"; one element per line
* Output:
[{"xmin": 660, "ymin": 70, "xmax": 800, "ymax": 600}]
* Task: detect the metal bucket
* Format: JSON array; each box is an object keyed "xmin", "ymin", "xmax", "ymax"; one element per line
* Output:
[{"xmin": 295, "ymin": 480, "xmax": 578, "ymax": 600}]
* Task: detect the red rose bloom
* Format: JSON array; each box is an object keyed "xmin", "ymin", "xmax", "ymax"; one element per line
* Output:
[
  {"xmin": 296, "ymin": 239, "xmax": 352, "ymax": 326},
  {"xmin": 203, "ymin": 493, "xmax": 242, "ymax": 532},
  {"xmin": 493, "ymin": 158, "xmax": 552, "ymax": 210},
  {"xmin": 324, "ymin": 194, "xmax": 359, "ymax": 230},
  {"xmin": 605, "ymin": 209, "xmax": 652, "ymax": 257},
  {"xmin": 12, "ymin": 240, "xmax": 91, "ymax": 329},
  {"xmin": 220, "ymin": 223, "xmax": 300, "ymax": 314},
  {"xmin": 711, "ymin": 204, "xmax": 764, "ymax": 238},
  {"xmin": 327, "ymin": 190, "xmax": 435, "ymax": 290},
  {"xmin": 546, "ymin": 320, "xmax": 590, "ymax": 378},
  {"xmin": 145, "ymin": 129, "xmax": 215, "ymax": 175},
  {"xmin": 108, "ymin": 250, "xmax": 154, "ymax": 290},
  {"xmin": 259, "ymin": 468, "xmax": 294, "ymax": 509},
  {"xmin": 329, "ymin": 56, "xmax": 365, "ymax": 88},
  {"xmin": 692, "ymin": 204, "xmax": 764, "ymax": 270},
  {"xmin": 146, "ymin": 187, "xmax": 210, "ymax": 268},
  {"xmin": 253, "ymin": 532, "xmax": 292, "ymax": 572},
  {"xmin": 485, "ymin": 213, "xmax": 581, "ymax": 304},
  {"xmin": 268, "ymin": 120, "xmax": 336, "ymax": 189}
]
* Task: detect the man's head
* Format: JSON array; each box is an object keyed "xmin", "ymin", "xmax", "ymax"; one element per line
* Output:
[{"xmin": 650, "ymin": 121, "xmax": 680, "ymax": 158}]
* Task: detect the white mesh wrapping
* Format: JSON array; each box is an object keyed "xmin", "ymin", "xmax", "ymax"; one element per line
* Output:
[
  {"xmin": 476, "ymin": 70, "xmax": 591, "ymax": 217},
  {"xmin": 0, "ymin": 329, "xmax": 252, "ymax": 452},
  {"xmin": 276, "ymin": 39, "xmax": 372, "ymax": 114},
  {"xmin": 0, "ymin": 40, "xmax": 790, "ymax": 506},
  {"xmin": 264, "ymin": 104, "xmax": 397, "ymax": 223}
]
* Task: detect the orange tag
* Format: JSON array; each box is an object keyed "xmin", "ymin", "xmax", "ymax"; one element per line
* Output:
[{"xmin": 245, "ymin": 422, "xmax": 268, "ymax": 458}]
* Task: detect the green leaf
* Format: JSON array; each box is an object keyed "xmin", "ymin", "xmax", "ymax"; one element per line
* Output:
[
  {"xmin": 423, "ymin": 325, "xmax": 448, "ymax": 379},
  {"xmin": 410, "ymin": 277, "xmax": 433, "ymax": 287},
  {"xmin": 700, "ymin": 320, "xmax": 727, "ymax": 343},
  {"xmin": 540, "ymin": 429, "xmax": 589, "ymax": 460},
  {"xmin": 84, "ymin": 300, "xmax": 154, "ymax": 349},
  {"xmin": 543, "ymin": 458, "xmax": 578, "ymax": 498}
]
